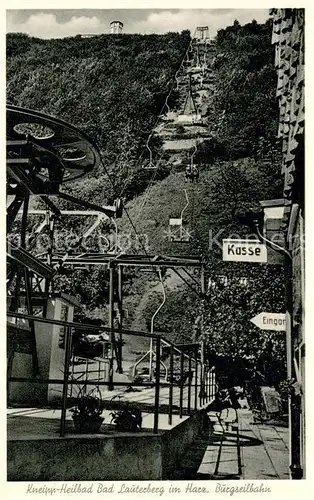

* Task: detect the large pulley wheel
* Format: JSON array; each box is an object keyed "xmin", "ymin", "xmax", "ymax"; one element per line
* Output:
[{"xmin": 7, "ymin": 104, "xmax": 101, "ymax": 184}]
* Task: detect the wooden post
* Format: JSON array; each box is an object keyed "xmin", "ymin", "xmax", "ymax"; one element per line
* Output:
[{"xmin": 285, "ymin": 255, "xmax": 302, "ymax": 478}]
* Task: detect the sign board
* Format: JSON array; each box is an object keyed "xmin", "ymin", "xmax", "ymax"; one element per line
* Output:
[
  {"xmin": 223, "ymin": 239, "xmax": 267, "ymax": 263},
  {"xmin": 250, "ymin": 312, "xmax": 286, "ymax": 331}
]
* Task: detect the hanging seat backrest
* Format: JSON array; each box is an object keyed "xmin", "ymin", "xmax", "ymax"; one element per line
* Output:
[{"xmin": 169, "ymin": 218, "xmax": 182, "ymax": 226}]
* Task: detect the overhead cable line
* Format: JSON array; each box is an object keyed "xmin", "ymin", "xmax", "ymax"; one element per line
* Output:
[
  {"xmin": 97, "ymin": 151, "xmax": 150, "ymax": 258},
  {"xmin": 118, "ymin": 28, "xmax": 197, "ymax": 203},
  {"xmin": 133, "ymin": 30, "xmax": 198, "ymax": 224},
  {"xmin": 96, "ymin": 30, "xmax": 199, "ymax": 265}
]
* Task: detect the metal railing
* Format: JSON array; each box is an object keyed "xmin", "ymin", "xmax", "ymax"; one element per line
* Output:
[
  {"xmin": 69, "ymin": 356, "xmax": 109, "ymax": 398},
  {"xmin": 7, "ymin": 312, "xmax": 217, "ymax": 437}
]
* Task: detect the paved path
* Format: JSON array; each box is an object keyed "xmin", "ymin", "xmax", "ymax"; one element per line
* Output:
[
  {"xmin": 171, "ymin": 409, "xmax": 289, "ymax": 480},
  {"xmin": 239, "ymin": 411, "xmax": 289, "ymax": 479}
]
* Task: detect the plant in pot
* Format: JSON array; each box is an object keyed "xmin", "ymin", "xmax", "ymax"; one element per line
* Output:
[
  {"xmin": 70, "ymin": 388, "xmax": 104, "ymax": 433},
  {"xmin": 278, "ymin": 377, "xmax": 302, "ymax": 418},
  {"xmin": 110, "ymin": 396, "xmax": 142, "ymax": 432}
]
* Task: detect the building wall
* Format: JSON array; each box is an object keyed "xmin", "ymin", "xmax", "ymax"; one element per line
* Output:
[
  {"xmin": 271, "ymin": 8, "xmax": 305, "ymax": 476},
  {"xmin": 271, "ymin": 9, "xmax": 305, "ymax": 203},
  {"xmin": 290, "ymin": 209, "xmax": 305, "ymax": 474},
  {"xmin": 8, "ymin": 297, "xmax": 76, "ymax": 406},
  {"xmin": 8, "ymin": 434, "xmax": 162, "ymax": 481}
]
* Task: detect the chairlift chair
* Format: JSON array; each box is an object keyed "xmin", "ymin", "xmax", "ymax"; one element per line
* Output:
[
  {"xmin": 143, "ymin": 162, "xmax": 157, "ymax": 170},
  {"xmin": 163, "ymin": 110, "xmax": 177, "ymax": 122},
  {"xmin": 186, "ymin": 164, "xmax": 199, "ymax": 183},
  {"xmin": 173, "ymin": 158, "xmax": 183, "ymax": 168},
  {"xmin": 185, "ymin": 142, "xmax": 199, "ymax": 182},
  {"xmin": 143, "ymin": 138, "xmax": 157, "ymax": 170},
  {"xmin": 168, "ymin": 218, "xmax": 190, "ymax": 243},
  {"xmin": 168, "ymin": 189, "xmax": 191, "ymax": 242}
]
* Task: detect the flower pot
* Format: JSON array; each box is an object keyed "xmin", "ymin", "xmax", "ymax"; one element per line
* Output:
[
  {"xmin": 116, "ymin": 422, "xmax": 139, "ymax": 432},
  {"xmin": 72, "ymin": 415, "xmax": 104, "ymax": 433}
]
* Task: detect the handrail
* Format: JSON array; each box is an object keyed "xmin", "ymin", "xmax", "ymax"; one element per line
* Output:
[
  {"xmin": 8, "ymin": 312, "xmax": 202, "ymax": 364},
  {"xmin": 7, "ymin": 311, "xmax": 214, "ymax": 391},
  {"xmin": 8, "ymin": 314, "xmax": 217, "ymax": 436},
  {"xmin": 7, "ymin": 311, "xmax": 160, "ymax": 339},
  {"xmin": 161, "ymin": 337, "xmax": 197, "ymax": 360}
]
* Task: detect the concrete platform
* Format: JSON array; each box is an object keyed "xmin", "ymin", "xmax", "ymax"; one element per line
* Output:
[
  {"xmin": 99, "ymin": 384, "xmax": 212, "ymax": 414},
  {"xmin": 7, "ymin": 408, "xmax": 207, "ymax": 481},
  {"xmin": 7, "ymin": 407, "xmax": 188, "ymax": 440}
]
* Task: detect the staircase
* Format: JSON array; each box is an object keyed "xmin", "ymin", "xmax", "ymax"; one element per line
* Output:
[{"xmin": 155, "ymin": 38, "xmax": 217, "ymax": 157}]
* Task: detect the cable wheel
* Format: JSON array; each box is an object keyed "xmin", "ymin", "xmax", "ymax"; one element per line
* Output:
[{"xmin": 7, "ymin": 104, "xmax": 101, "ymax": 184}]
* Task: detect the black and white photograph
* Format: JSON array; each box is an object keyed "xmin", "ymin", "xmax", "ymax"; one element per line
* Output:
[{"xmin": 5, "ymin": 4, "xmax": 306, "ymax": 486}]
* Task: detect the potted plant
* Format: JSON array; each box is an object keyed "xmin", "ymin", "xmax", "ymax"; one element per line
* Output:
[
  {"xmin": 110, "ymin": 396, "xmax": 142, "ymax": 432},
  {"xmin": 278, "ymin": 377, "xmax": 302, "ymax": 417},
  {"xmin": 70, "ymin": 388, "xmax": 104, "ymax": 433}
]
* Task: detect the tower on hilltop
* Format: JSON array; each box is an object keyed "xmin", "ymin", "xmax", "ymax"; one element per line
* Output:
[
  {"xmin": 110, "ymin": 21, "xmax": 123, "ymax": 34},
  {"xmin": 196, "ymin": 26, "xmax": 209, "ymax": 42}
]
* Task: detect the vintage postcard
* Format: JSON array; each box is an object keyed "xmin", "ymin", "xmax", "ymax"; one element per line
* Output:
[{"xmin": 3, "ymin": 1, "xmax": 311, "ymax": 498}]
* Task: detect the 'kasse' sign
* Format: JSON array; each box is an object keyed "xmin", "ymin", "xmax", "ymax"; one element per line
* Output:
[{"xmin": 223, "ymin": 239, "xmax": 267, "ymax": 263}]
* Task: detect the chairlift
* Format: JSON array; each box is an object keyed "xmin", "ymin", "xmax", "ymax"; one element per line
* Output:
[
  {"xmin": 162, "ymin": 102, "xmax": 177, "ymax": 122},
  {"xmin": 175, "ymin": 74, "xmax": 180, "ymax": 91},
  {"xmin": 168, "ymin": 218, "xmax": 190, "ymax": 243},
  {"xmin": 190, "ymin": 65, "xmax": 202, "ymax": 74},
  {"xmin": 168, "ymin": 190, "xmax": 191, "ymax": 243},
  {"xmin": 173, "ymin": 158, "xmax": 183, "ymax": 168},
  {"xmin": 183, "ymin": 55, "xmax": 192, "ymax": 67},
  {"xmin": 185, "ymin": 164, "xmax": 199, "ymax": 184},
  {"xmin": 132, "ymin": 269, "xmax": 168, "ymax": 381},
  {"xmin": 185, "ymin": 142, "xmax": 199, "ymax": 183},
  {"xmin": 143, "ymin": 136, "xmax": 157, "ymax": 170},
  {"xmin": 201, "ymin": 63, "xmax": 208, "ymax": 75}
]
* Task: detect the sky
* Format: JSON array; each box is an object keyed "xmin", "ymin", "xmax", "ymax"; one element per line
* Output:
[{"xmin": 6, "ymin": 9, "xmax": 270, "ymax": 39}]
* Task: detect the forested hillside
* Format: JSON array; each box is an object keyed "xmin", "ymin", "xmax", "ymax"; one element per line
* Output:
[
  {"xmin": 209, "ymin": 19, "xmax": 279, "ymax": 160},
  {"xmin": 7, "ymin": 30, "xmax": 190, "ymax": 202},
  {"xmin": 7, "ymin": 19, "xmax": 286, "ymax": 377}
]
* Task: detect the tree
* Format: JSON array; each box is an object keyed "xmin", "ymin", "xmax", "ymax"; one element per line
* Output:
[{"xmin": 210, "ymin": 19, "xmax": 278, "ymax": 161}]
